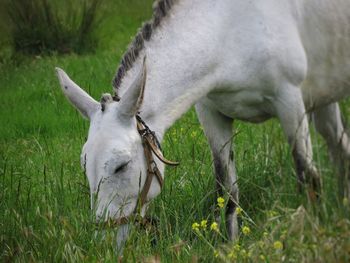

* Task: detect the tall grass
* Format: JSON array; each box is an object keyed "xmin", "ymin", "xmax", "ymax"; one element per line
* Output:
[{"xmin": 6, "ymin": 0, "xmax": 102, "ymax": 55}]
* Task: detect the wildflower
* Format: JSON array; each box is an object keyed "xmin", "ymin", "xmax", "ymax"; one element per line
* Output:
[
  {"xmin": 214, "ymin": 250, "xmax": 219, "ymax": 258},
  {"xmin": 242, "ymin": 226, "xmax": 251, "ymax": 235},
  {"xmin": 192, "ymin": 222, "xmax": 200, "ymax": 231},
  {"xmin": 343, "ymin": 197, "xmax": 349, "ymax": 206},
  {"xmin": 263, "ymin": 231, "xmax": 268, "ymax": 237},
  {"xmin": 228, "ymin": 251, "xmax": 237, "ymax": 260},
  {"xmin": 210, "ymin": 222, "xmax": 219, "ymax": 232},
  {"xmin": 259, "ymin": 254, "xmax": 266, "ymax": 261},
  {"xmin": 200, "ymin": 220, "xmax": 207, "ymax": 229},
  {"xmin": 273, "ymin": 241, "xmax": 283, "ymax": 250},
  {"xmin": 235, "ymin": 207, "xmax": 243, "ymax": 215},
  {"xmin": 191, "ymin": 131, "xmax": 197, "ymax": 138},
  {"xmin": 267, "ymin": 210, "xmax": 278, "ymax": 218},
  {"xmin": 217, "ymin": 197, "xmax": 225, "ymax": 208},
  {"xmin": 233, "ymin": 243, "xmax": 241, "ymax": 252}
]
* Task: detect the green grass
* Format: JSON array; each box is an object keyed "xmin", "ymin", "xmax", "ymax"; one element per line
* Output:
[
  {"xmin": 6, "ymin": 0, "xmax": 102, "ymax": 55},
  {"xmin": 1, "ymin": 1, "xmax": 350, "ymax": 262}
]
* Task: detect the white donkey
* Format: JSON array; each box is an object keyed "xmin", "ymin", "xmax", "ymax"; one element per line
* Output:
[{"xmin": 56, "ymin": 0, "xmax": 350, "ymax": 242}]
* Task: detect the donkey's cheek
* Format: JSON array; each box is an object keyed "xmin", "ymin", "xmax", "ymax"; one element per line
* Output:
[{"xmin": 104, "ymin": 177, "xmax": 133, "ymax": 197}]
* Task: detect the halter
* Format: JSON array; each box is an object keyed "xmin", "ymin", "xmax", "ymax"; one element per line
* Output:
[{"xmin": 98, "ymin": 115, "xmax": 179, "ymax": 228}]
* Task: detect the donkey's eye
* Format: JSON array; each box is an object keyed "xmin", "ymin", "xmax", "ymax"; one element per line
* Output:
[{"xmin": 114, "ymin": 162, "xmax": 129, "ymax": 174}]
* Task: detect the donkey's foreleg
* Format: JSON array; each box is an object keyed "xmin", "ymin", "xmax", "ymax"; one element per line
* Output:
[
  {"xmin": 274, "ymin": 86, "xmax": 321, "ymax": 200},
  {"xmin": 195, "ymin": 101, "xmax": 238, "ymax": 240},
  {"xmin": 313, "ymin": 102, "xmax": 350, "ymax": 199}
]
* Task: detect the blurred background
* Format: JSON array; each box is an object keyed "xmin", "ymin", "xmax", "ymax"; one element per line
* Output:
[{"xmin": 0, "ymin": 0, "xmax": 154, "ymax": 61}]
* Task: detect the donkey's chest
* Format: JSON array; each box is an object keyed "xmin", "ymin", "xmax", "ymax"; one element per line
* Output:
[{"xmin": 206, "ymin": 89, "xmax": 274, "ymax": 123}]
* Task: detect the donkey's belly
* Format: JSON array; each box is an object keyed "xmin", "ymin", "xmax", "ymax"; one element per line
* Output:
[
  {"xmin": 302, "ymin": 79, "xmax": 350, "ymax": 111},
  {"xmin": 207, "ymin": 89, "xmax": 273, "ymax": 123}
]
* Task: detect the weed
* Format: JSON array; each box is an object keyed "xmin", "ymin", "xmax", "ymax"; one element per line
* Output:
[{"xmin": 5, "ymin": 0, "xmax": 102, "ymax": 55}]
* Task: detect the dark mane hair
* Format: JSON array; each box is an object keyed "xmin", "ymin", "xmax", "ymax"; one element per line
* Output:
[{"xmin": 112, "ymin": 0, "xmax": 178, "ymax": 94}]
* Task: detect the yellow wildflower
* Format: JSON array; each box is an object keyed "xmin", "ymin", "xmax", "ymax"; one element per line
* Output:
[
  {"xmin": 233, "ymin": 243, "xmax": 241, "ymax": 251},
  {"xmin": 263, "ymin": 231, "xmax": 268, "ymax": 237},
  {"xmin": 200, "ymin": 220, "xmax": 207, "ymax": 229},
  {"xmin": 259, "ymin": 254, "xmax": 266, "ymax": 261},
  {"xmin": 192, "ymin": 222, "xmax": 200, "ymax": 231},
  {"xmin": 191, "ymin": 131, "xmax": 197, "ymax": 138},
  {"xmin": 273, "ymin": 241, "xmax": 283, "ymax": 250},
  {"xmin": 228, "ymin": 251, "xmax": 237, "ymax": 259},
  {"xmin": 242, "ymin": 226, "xmax": 251, "ymax": 235},
  {"xmin": 235, "ymin": 207, "xmax": 243, "ymax": 215},
  {"xmin": 217, "ymin": 197, "xmax": 225, "ymax": 208},
  {"xmin": 210, "ymin": 222, "xmax": 219, "ymax": 232},
  {"xmin": 267, "ymin": 210, "xmax": 278, "ymax": 218},
  {"xmin": 213, "ymin": 250, "xmax": 219, "ymax": 258}
]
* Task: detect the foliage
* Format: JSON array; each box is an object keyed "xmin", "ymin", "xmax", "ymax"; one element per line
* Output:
[{"xmin": 5, "ymin": 0, "xmax": 102, "ymax": 55}]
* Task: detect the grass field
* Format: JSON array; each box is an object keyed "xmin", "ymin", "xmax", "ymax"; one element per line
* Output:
[{"xmin": 1, "ymin": 1, "xmax": 350, "ymax": 262}]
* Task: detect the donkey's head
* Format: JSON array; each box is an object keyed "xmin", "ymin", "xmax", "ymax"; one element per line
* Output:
[{"xmin": 55, "ymin": 62, "xmax": 162, "ymax": 243}]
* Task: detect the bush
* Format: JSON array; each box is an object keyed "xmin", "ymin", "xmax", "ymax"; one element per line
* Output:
[{"xmin": 6, "ymin": 0, "xmax": 102, "ymax": 55}]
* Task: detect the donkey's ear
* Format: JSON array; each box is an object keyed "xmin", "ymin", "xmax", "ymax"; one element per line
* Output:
[
  {"xmin": 119, "ymin": 58, "xmax": 147, "ymax": 117},
  {"xmin": 55, "ymin": 67, "xmax": 99, "ymax": 120}
]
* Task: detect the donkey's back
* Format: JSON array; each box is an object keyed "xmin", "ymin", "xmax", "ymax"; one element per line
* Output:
[{"xmin": 212, "ymin": 0, "xmax": 350, "ymax": 114}]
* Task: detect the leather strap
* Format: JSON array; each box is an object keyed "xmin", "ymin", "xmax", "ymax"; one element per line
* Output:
[{"xmin": 134, "ymin": 118, "xmax": 166, "ymax": 210}]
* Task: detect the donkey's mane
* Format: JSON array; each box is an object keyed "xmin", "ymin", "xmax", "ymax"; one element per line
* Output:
[{"xmin": 112, "ymin": 0, "xmax": 178, "ymax": 94}]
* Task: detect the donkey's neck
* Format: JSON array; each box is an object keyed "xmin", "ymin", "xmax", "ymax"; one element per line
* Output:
[
  {"xmin": 116, "ymin": 0, "xmax": 228, "ymax": 138},
  {"xmin": 127, "ymin": 55, "xmax": 218, "ymax": 140}
]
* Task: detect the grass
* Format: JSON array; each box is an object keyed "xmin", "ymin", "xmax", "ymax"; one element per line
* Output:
[
  {"xmin": 1, "ymin": 1, "xmax": 350, "ymax": 262},
  {"xmin": 6, "ymin": 0, "xmax": 102, "ymax": 55}
]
